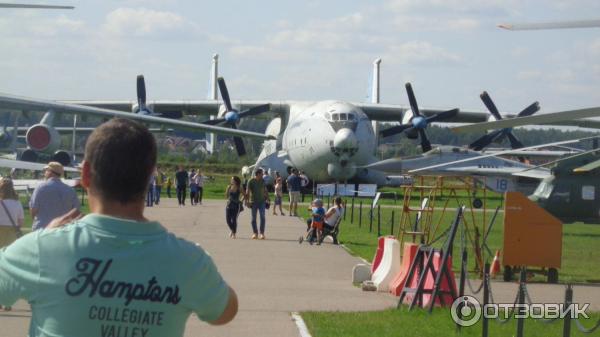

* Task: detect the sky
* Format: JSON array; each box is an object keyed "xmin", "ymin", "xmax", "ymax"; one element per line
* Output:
[{"xmin": 1, "ymin": 0, "xmax": 600, "ymax": 116}]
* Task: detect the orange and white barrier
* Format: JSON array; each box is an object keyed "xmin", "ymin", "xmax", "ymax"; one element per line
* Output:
[
  {"xmin": 371, "ymin": 237, "xmax": 401, "ymax": 292},
  {"xmin": 389, "ymin": 243, "xmax": 419, "ymax": 296}
]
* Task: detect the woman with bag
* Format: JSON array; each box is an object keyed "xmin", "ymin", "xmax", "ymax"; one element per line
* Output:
[
  {"xmin": 225, "ymin": 176, "xmax": 244, "ymax": 239},
  {"xmin": 0, "ymin": 177, "xmax": 24, "ymax": 311}
]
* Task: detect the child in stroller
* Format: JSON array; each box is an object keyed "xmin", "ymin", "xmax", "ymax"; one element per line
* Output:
[{"xmin": 299, "ymin": 197, "xmax": 344, "ymax": 245}]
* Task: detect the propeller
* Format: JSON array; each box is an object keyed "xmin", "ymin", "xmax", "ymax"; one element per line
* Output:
[
  {"xmin": 200, "ymin": 77, "xmax": 271, "ymax": 156},
  {"xmin": 380, "ymin": 82, "xmax": 459, "ymax": 153},
  {"xmin": 135, "ymin": 75, "xmax": 182, "ymax": 118},
  {"xmin": 469, "ymin": 91, "xmax": 540, "ymax": 151}
]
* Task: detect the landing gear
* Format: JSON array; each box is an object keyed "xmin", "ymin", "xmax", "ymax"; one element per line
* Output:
[
  {"xmin": 503, "ymin": 265, "xmax": 513, "ymax": 282},
  {"xmin": 547, "ymin": 268, "xmax": 559, "ymax": 284}
]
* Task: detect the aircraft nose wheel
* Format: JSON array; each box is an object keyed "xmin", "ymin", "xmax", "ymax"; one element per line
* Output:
[{"xmin": 473, "ymin": 198, "xmax": 483, "ymax": 209}]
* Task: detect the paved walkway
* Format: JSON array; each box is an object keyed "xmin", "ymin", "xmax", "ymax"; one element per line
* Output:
[{"xmin": 1, "ymin": 198, "xmax": 599, "ymax": 337}]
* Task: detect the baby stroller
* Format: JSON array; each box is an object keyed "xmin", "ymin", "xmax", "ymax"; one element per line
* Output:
[{"xmin": 299, "ymin": 216, "xmax": 341, "ymax": 245}]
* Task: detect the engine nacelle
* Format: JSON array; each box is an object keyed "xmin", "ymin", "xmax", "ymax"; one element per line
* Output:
[
  {"xmin": 25, "ymin": 124, "xmax": 61, "ymax": 153},
  {"xmin": 20, "ymin": 149, "xmax": 39, "ymax": 163},
  {"xmin": 52, "ymin": 150, "xmax": 72, "ymax": 167}
]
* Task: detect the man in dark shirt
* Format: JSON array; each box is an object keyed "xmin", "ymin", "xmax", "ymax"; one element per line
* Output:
[
  {"xmin": 286, "ymin": 168, "xmax": 301, "ymax": 216},
  {"xmin": 175, "ymin": 166, "xmax": 189, "ymax": 206},
  {"xmin": 246, "ymin": 169, "xmax": 270, "ymax": 240}
]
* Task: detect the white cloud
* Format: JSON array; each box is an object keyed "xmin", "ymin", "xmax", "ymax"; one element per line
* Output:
[
  {"xmin": 101, "ymin": 8, "xmax": 187, "ymax": 37},
  {"xmin": 385, "ymin": 41, "xmax": 462, "ymax": 66}
]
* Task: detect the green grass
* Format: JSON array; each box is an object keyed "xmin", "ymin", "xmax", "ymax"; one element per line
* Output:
[
  {"xmin": 302, "ymin": 307, "xmax": 600, "ymax": 337},
  {"xmin": 296, "ymin": 196, "xmax": 600, "ymax": 283}
]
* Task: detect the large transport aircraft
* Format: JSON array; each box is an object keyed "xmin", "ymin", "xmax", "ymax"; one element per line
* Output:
[{"xmin": 18, "ymin": 55, "xmax": 599, "ymax": 185}]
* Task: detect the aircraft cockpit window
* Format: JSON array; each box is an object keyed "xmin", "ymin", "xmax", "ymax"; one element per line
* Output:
[
  {"xmin": 333, "ymin": 114, "xmax": 340, "ymax": 121},
  {"xmin": 340, "ymin": 113, "xmax": 347, "ymax": 121},
  {"xmin": 325, "ymin": 112, "xmax": 331, "ymax": 120},
  {"xmin": 348, "ymin": 113, "xmax": 355, "ymax": 120}
]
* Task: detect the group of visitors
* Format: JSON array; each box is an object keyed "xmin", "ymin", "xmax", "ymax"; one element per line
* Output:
[
  {"xmin": 0, "ymin": 119, "xmax": 237, "ymax": 335},
  {"xmin": 174, "ymin": 166, "xmax": 207, "ymax": 206}
]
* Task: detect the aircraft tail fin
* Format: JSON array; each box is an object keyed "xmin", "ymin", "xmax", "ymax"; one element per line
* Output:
[{"xmin": 208, "ymin": 53, "xmax": 219, "ymax": 100}]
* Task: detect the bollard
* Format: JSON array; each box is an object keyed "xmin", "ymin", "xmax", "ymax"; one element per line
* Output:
[
  {"xmin": 482, "ymin": 263, "xmax": 490, "ymax": 337},
  {"xmin": 369, "ymin": 206, "xmax": 373, "ymax": 233},
  {"xmin": 377, "ymin": 204, "xmax": 381, "ymax": 236},
  {"xmin": 516, "ymin": 267, "xmax": 527, "ymax": 337},
  {"xmin": 390, "ymin": 210, "xmax": 395, "ymax": 236},
  {"xmin": 343, "ymin": 198, "xmax": 347, "ymax": 220},
  {"xmin": 350, "ymin": 197, "xmax": 355, "ymax": 224},
  {"xmin": 359, "ymin": 201, "xmax": 363, "ymax": 228},
  {"xmin": 563, "ymin": 284, "xmax": 573, "ymax": 337}
]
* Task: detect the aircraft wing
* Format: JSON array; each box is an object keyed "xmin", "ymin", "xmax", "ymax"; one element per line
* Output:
[
  {"xmin": 409, "ymin": 136, "xmax": 600, "ymax": 174},
  {"xmin": 441, "ymin": 166, "xmax": 549, "ymax": 178},
  {"xmin": 12, "ymin": 178, "xmax": 80, "ymax": 191},
  {"xmin": 0, "ymin": 93, "xmax": 274, "ymax": 140},
  {"xmin": 499, "ymin": 19, "xmax": 600, "ymax": 31},
  {"xmin": 355, "ymin": 103, "xmax": 490, "ymax": 123},
  {"xmin": 452, "ymin": 107, "xmax": 600, "ymax": 133},
  {"xmin": 65, "ymin": 99, "xmax": 285, "ymax": 118},
  {"xmin": 573, "ymin": 158, "xmax": 600, "ymax": 173},
  {"xmin": 0, "ymin": 158, "xmax": 79, "ymax": 172}
]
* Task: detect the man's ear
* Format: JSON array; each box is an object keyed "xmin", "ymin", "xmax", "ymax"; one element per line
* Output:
[{"xmin": 81, "ymin": 160, "xmax": 91, "ymax": 189}]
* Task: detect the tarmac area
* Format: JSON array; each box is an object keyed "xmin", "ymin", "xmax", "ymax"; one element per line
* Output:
[{"xmin": 1, "ymin": 199, "xmax": 600, "ymax": 337}]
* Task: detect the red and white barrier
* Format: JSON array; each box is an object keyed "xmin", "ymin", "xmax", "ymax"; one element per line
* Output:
[{"xmin": 371, "ymin": 237, "xmax": 401, "ymax": 292}]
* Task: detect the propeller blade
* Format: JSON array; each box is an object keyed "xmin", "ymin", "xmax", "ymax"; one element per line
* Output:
[
  {"xmin": 469, "ymin": 129, "xmax": 504, "ymax": 151},
  {"xmin": 418, "ymin": 129, "xmax": 432, "ymax": 153},
  {"xmin": 238, "ymin": 104, "xmax": 272, "ymax": 118},
  {"xmin": 405, "ymin": 83, "xmax": 421, "ymax": 117},
  {"xmin": 217, "ymin": 77, "xmax": 233, "ymax": 112},
  {"xmin": 480, "ymin": 91, "xmax": 502, "ymax": 121},
  {"xmin": 230, "ymin": 124, "xmax": 246, "ymax": 156},
  {"xmin": 425, "ymin": 108, "xmax": 459, "ymax": 123},
  {"xmin": 379, "ymin": 124, "xmax": 412, "ymax": 138},
  {"xmin": 506, "ymin": 131, "xmax": 524, "ymax": 149},
  {"xmin": 136, "ymin": 75, "xmax": 147, "ymax": 107},
  {"xmin": 517, "ymin": 101, "xmax": 540, "ymax": 117}
]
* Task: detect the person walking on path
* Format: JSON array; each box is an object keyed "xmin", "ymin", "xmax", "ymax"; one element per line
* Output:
[
  {"xmin": 272, "ymin": 171, "xmax": 285, "ymax": 216},
  {"xmin": 154, "ymin": 167, "xmax": 164, "ymax": 205},
  {"xmin": 225, "ymin": 176, "xmax": 244, "ymax": 239},
  {"xmin": 0, "ymin": 118, "xmax": 238, "ymax": 337},
  {"xmin": 175, "ymin": 165, "xmax": 189, "ymax": 206},
  {"xmin": 0, "ymin": 177, "xmax": 23, "ymax": 312},
  {"xmin": 286, "ymin": 168, "xmax": 301, "ymax": 216},
  {"xmin": 29, "ymin": 161, "xmax": 80, "ymax": 230},
  {"xmin": 246, "ymin": 169, "xmax": 270, "ymax": 240},
  {"xmin": 196, "ymin": 170, "xmax": 206, "ymax": 205},
  {"xmin": 189, "ymin": 169, "xmax": 198, "ymax": 206},
  {"xmin": 165, "ymin": 175, "xmax": 173, "ymax": 198}
]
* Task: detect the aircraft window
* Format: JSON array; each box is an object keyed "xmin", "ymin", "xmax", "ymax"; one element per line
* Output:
[
  {"xmin": 348, "ymin": 113, "xmax": 355, "ymax": 120},
  {"xmin": 325, "ymin": 112, "xmax": 331, "ymax": 120},
  {"xmin": 340, "ymin": 113, "xmax": 347, "ymax": 121},
  {"xmin": 582, "ymin": 185, "xmax": 595, "ymax": 200},
  {"xmin": 333, "ymin": 114, "xmax": 339, "ymax": 121}
]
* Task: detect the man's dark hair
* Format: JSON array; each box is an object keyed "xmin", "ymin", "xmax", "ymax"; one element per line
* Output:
[
  {"xmin": 84, "ymin": 118, "xmax": 157, "ymax": 204},
  {"xmin": 255, "ymin": 168, "xmax": 263, "ymax": 175}
]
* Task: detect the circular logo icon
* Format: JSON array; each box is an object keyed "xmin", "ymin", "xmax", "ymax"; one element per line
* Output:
[{"xmin": 451, "ymin": 295, "xmax": 482, "ymax": 327}]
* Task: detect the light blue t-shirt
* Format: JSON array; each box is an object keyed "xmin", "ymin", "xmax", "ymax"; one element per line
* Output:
[
  {"xmin": 29, "ymin": 178, "xmax": 80, "ymax": 230},
  {"xmin": 0, "ymin": 214, "xmax": 230, "ymax": 337}
]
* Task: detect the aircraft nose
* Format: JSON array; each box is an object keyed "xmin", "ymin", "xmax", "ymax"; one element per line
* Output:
[{"xmin": 333, "ymin": 128, "xmax": 358, "ymax": 155}]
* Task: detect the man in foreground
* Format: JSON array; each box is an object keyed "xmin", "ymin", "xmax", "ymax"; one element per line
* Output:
[{"xmin": 0, "ymin": 118, "xmax": 237, "ymax": 337}]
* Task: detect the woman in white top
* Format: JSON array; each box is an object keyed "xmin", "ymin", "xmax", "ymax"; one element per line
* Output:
[
  {"xmin": 0, "ymin": 177, "xmax": 24, "ymax": 248},
  {"xmin": 0, "ymin": 177, "xmax": 24, "ymax": 311}
]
